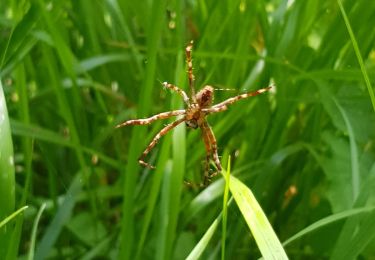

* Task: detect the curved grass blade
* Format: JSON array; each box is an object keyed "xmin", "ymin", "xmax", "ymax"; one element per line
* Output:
[
  {"xmin": 27, "ymin": 203, "xmax": 46, "ymax": 260},
  {"xmin": 283, "ymin": 206, "xmax": 375, "ymax": 247}
]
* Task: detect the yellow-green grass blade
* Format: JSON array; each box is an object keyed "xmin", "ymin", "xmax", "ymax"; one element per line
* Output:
[
  {"xmin": 186, "ymin": 213, "xmax": 221, "ymax": 260},
  {"xmin": 228, "ymin": 174, "xmax": 288, "ymax": 259},
  {"xmin": 221, "ymin": 158, "xmax": 231, "ymax": 260},
  {"xmin": 0, "ymin": 206, "xmax": 28, "ymax": 229},
  {"xmin": 0, "ymin": 79, "xmax": 16, "ymax": 257}
]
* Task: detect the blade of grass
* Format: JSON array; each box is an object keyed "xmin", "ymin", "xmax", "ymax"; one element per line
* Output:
[
  {"xmin": 221, "ymin": 157, "xmax": 231, "ymax": 260},
  {"xmin": 157, "ymin": 44, "xmax": 187, "ymax": 260},
  {"xmin": 118, "ymin": 0, "xmax": 167, "ymax": 258},
  {"xmin": 0, "ymin": 206, "xmax": 28, "ymax": 229},
  {"xmin": 228, "ymin": 174, "xmax": 288, "ymax": 259},
  {"xmin": 135, "ymin": 137, "xmax": 172, "ymax": 260},
  {"xmin": 333, "ymin": 98, "xmax": 359, "ymax": 200},
  {"xmin": 283, "ymin": 206, "xmax": 375, "ymax": 247},
  {"xmin": 187, "ymin": 196, "xmax": 235, "ymax": 260},
  {"xmin": 27, "ymin": 203, "xmax": 46, "ymax": 260},
  {"xmin": 0, "ymin": 3, "xmax": 39, "ymax": 69},
  {"xmin": 11, "ymin": 120, "xmax": 120, "ymax": 169},
  {"xmin": 186, "ymin": 213, "xmax": 221, "ymax": 260},
  {"xmin": 35, "ymin": 174, "xmax": 83, "ymax": 259},
  {"xmin": 5, "ymin": 63, "xmax": 34, "ymax": 260},
  {"xmin": 0, "ymin": 78, "xmax": 16, "ymax": 257},
  {"xmin": 337, "ymin": 0, "xmax": 375, "ymax": 113}
]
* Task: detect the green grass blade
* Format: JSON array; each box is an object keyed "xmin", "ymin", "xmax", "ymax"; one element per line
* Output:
[
  {"xmin": 0, "ymin": 206, "xmax": 28, "ymax": 229},
  {"xmin": 221, "ymin": 158, "xmax": 231, "ymax": 260},
  {"xmin": 11, "ymin": 120, "xmax": 120, "ymax": 169},
  {"xmin": 283, "ymin": 206, "xmax": 375, "ymax": 247},
  {"xmin": 186, "ymin": 213, "xmax": 221, "ymax": 260},
  {"xmin": 118, "ymin": 0, "xmax": 168, "ymax": 258},
  {"xmin": 228, "ymin": 174, "xmax": 288, "ymax": 260},
  {"xmin": 0, "ymin": 78, "xmax": 16, "ymax": 257},
  {"xmin": 333, "ymin": 98, "xmax": 359, "ymax": 199},
  {"xmin": 35, "ymin": 174, "xmax": 83, "ymax": 259},
  {"xmin": 27, "ymin": 203, "xmax": 46, "ymax": 260},
  {"xmin": 337, "ymin": 0, "xmax": 375, "ymax": 112}
]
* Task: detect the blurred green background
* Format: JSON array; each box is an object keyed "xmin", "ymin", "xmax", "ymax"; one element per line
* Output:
[{"xmin": 1, "ymin": 0, "xmax": 375, "ymax": 259}]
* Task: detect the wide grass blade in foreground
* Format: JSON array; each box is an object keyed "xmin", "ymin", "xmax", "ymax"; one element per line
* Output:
[
  {"xmin": 0, "ymin": 79, "xmax": 16, "ymax": 257},
  {"xmin": 188, "ymin": 161, "xmax": 287, "ymax": 259},
  {"xmin": 228, "ymin": 173, "xmax": 288, "ymax": 259}
]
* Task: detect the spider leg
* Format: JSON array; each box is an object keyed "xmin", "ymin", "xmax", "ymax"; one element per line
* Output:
[
  {"xmin": 201, "ymin": 125, "xmax": 212, "ymax": 186},
  {"xmin": 162, "ymin": 82, "xmax": 190, "ymax": 105},
  {"xmin": 115, "ymin": 109, "xmax": 186, "ymax": 128},
  {"xmin": 203, "ymin": 86, "xmax": 272, "ymax": 114},
  {"xmin": 202, "ymin": 121, "xmax": 222, "ymax": 179},
  {"xmin": 186, "ymin": 41, "xmax": 197, "ymax": 103},
  {"xmin": 138, "ymin": 117, "xmax": 186, "ymax": 169},
  {"xmin": 201, "ymin": 105, "xmax": 228, "ymax": 114}
]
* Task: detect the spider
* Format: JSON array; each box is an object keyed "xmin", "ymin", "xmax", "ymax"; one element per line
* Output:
[{"xmin": 116, "ymin": 41, "xmax": 271, "ymax": 185}]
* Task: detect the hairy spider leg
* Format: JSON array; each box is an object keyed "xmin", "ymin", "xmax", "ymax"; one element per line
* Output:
[
  {"xmin": 186, "ymin": 41, "xmax": 197, "ymax": 103},
  {"xmin": 162, "ymin": 82, "xmax": 190, "ymax": 105},
  {"xmin": 115, "ymin": 110, "xmax": 186, "ymax": 128},
  {"xmin": 138, "ymin": 117, "xmax": 186, "ymax": 169},
  {"xmin": 201, "ymin": 126, "xmax": 212, "ymax": 185},
  {"xmin": 203, "ymin": 86, "xmax": 272, "ymax": 114},
  {"xmin": 202, "ymin": 121, "xmax": 222, "ymax": 176}
]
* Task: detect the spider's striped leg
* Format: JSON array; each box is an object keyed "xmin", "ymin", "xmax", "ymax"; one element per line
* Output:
[
  {"xmin": 138, "ymin": 117, "xmax": 186, "ymax": 169},
  {"xmin": 201, "ymin": 125, "xmax": 212, "ymax": 186},
  {"xmin": 202, "ymin": 121, "xmax": 222, "ymax": 180},
  {"xmin": 162, "ymin": 82, "xmax": 190, "ymax": 105},
  {"xmin": 201, "ymin": 105, "xmax": 228, "ymax": 115},
  {"xmin": 186, "ymin": 41, "xmax": 197, "ymax": 103},
  {"xmin": 205, "ymin": 86, "xmax": 272, "ymax": 114},
  {"xmin": 115, "ymin": 109, "xmax": 186, "ymax": 128}
]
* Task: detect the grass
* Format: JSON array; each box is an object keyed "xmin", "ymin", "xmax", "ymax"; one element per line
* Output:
[{"xmin": 1, "ymin": 0, "xmax": 375, "ymax": 259}]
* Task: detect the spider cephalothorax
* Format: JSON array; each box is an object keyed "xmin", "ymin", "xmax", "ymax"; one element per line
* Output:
[{"xmin": 117, "ymin": 41, "xmax": 271, "ymax": 185}]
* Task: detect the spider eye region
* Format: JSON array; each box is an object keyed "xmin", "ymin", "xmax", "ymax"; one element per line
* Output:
[{"xmin": 186, "ymin": 120, "xmax": 198, "ymax": 129}]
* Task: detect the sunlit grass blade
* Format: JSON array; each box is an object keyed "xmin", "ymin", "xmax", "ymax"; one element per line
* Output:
[
  {"xmin": 0, "ymin": 78, "xmax": 16, "ymax": 257},
  {"xmin": 186, "ymin": 212, "xmax": 221, "ymax": 260},
  {"xmin": 228, "ymin": 174, "xmax": 288, "ymax": 259},
  {"xmin": 0, "ymin": 206, "xmax": 28, "ymax": 229},
  {"xmin": 221, "ymin": 157, "xmax": 231, "ymax": 260}
]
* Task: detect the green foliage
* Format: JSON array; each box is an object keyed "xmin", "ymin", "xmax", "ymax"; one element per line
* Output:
[
  {"xmin": 0, "ymin": 79, "xmax": 16, "ymax": 257},
  {"xmin": 1, "ymin": 0, "xmax": 375, "ymax": 259}
]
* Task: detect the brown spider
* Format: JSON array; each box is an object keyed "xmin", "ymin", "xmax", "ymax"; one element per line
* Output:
[{"xmin": 116, "ymin": 41, "xmax": 271, "ymax": 185}]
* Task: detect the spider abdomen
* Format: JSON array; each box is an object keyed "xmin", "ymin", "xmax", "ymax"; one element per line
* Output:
[{"xmin": 196, "ymin": 85, "xmax": 214, "ymax": 108}]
